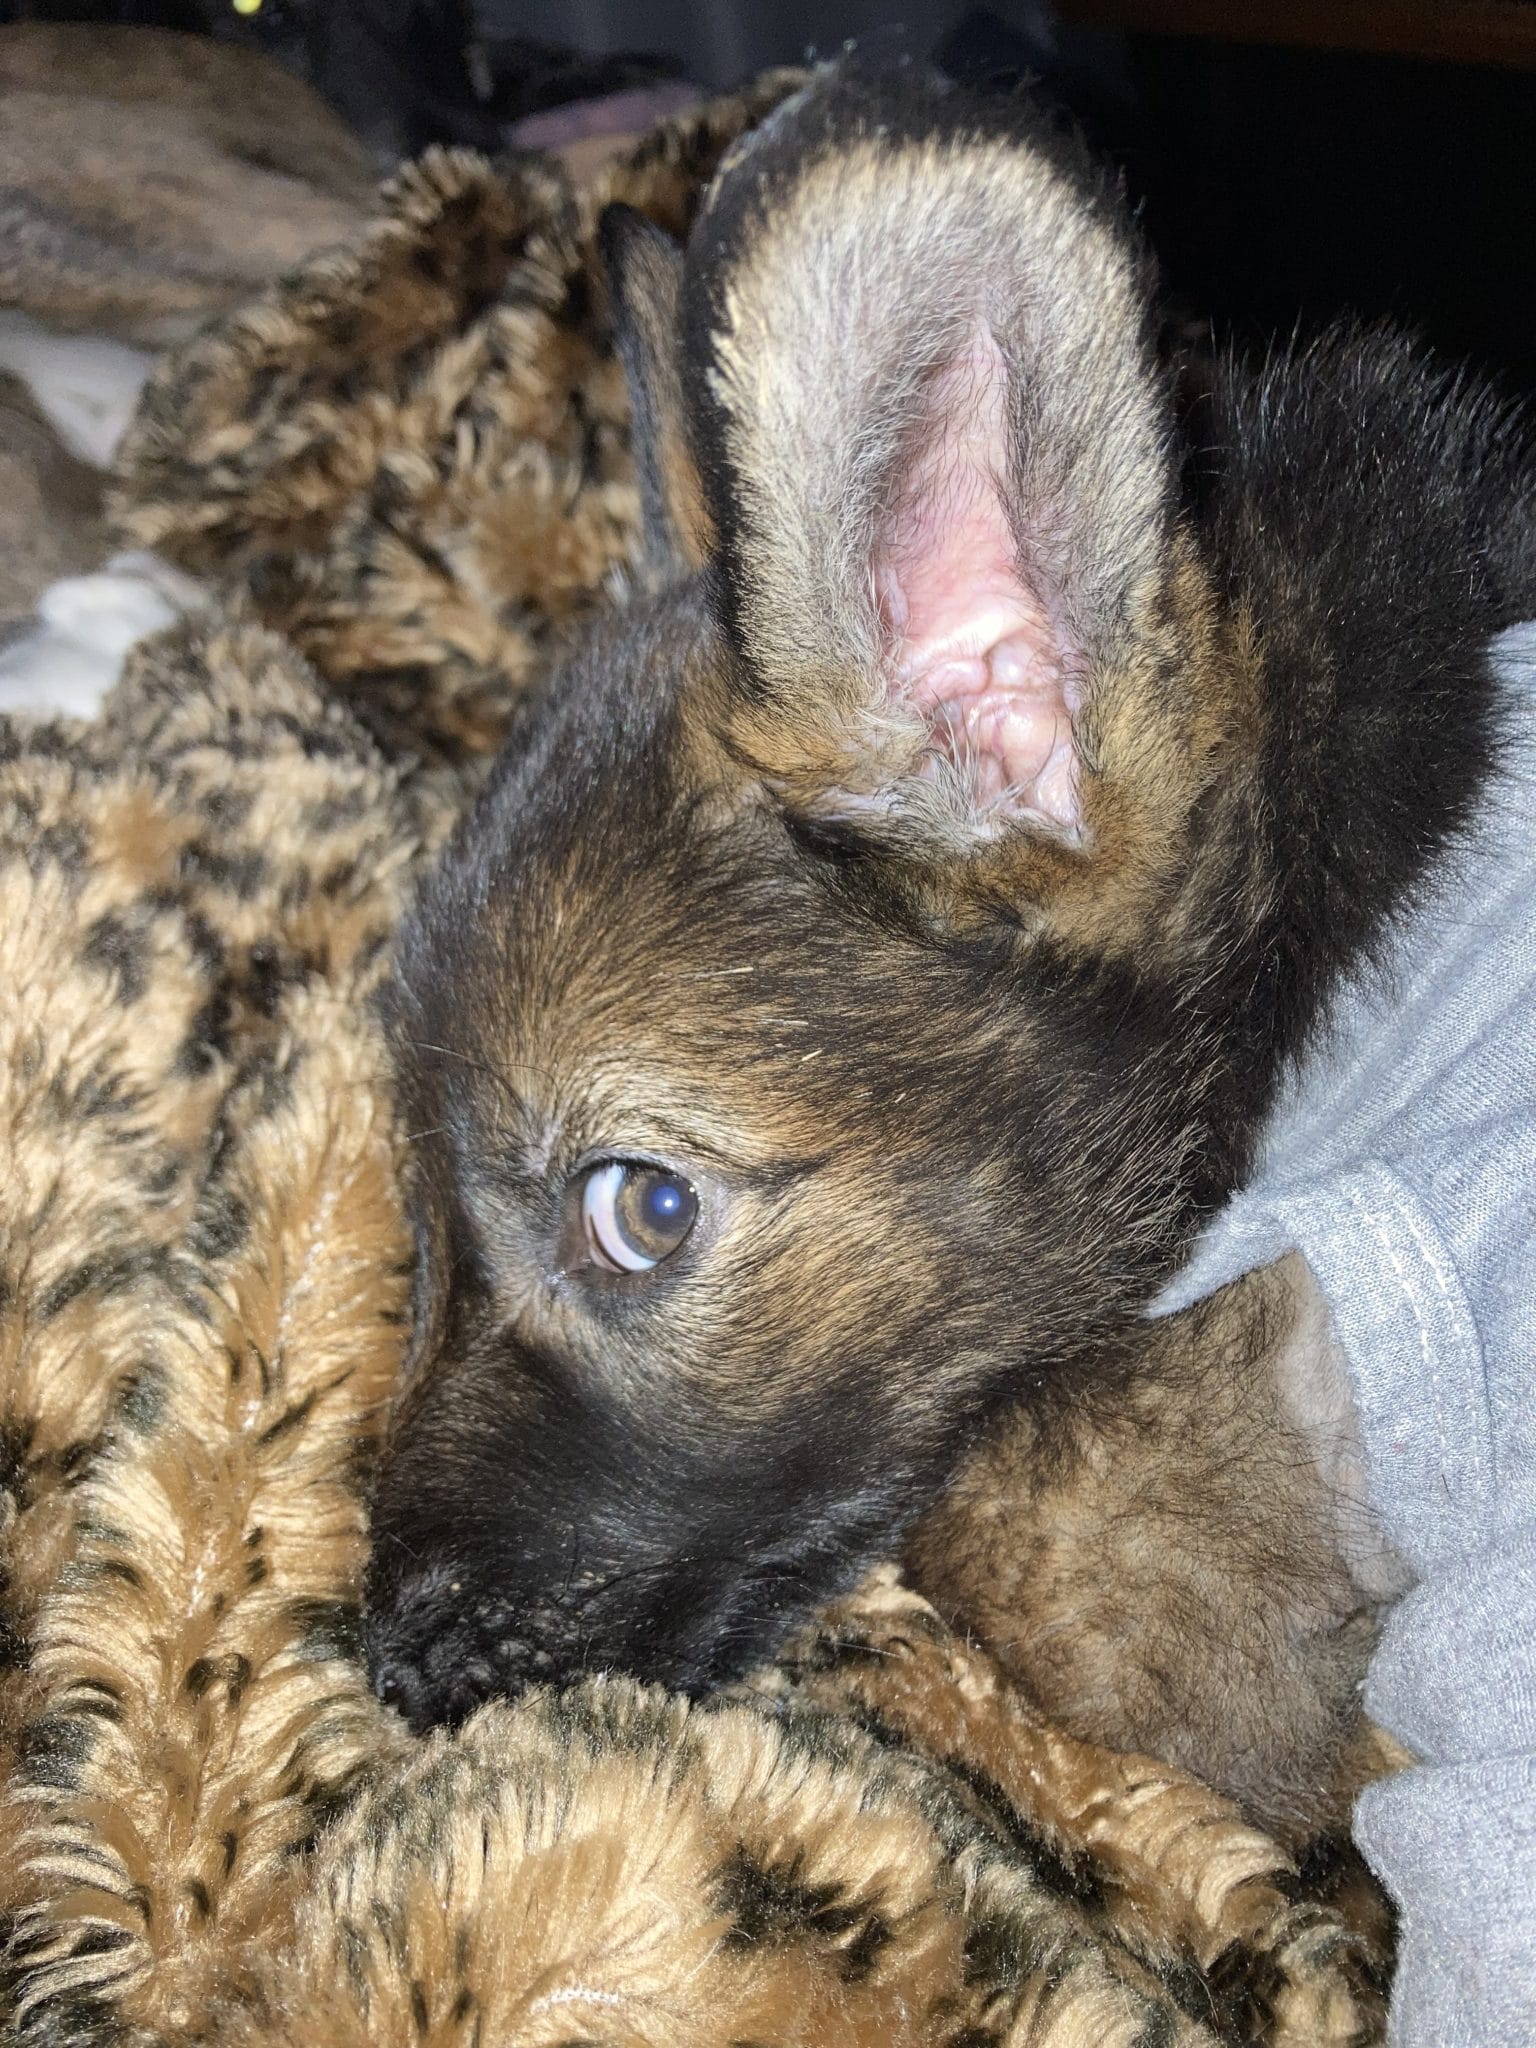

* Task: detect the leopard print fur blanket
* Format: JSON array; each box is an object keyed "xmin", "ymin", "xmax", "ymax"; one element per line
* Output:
[{"xmin": 0, "ymin": 86, "xmax": 1395, "ymax": 2047}]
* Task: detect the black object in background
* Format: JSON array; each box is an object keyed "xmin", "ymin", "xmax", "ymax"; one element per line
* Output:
[
  {"xmin": 2, "ymin": 0, "xmax": 1530, "ymax": 394},
  {"xmin": 1113, "ymin": 33, "xmax": 1536, "ymax": 398},
  {"xmin": 934, "ymin": 7, "xmax": 1536, "ymax": 397}
]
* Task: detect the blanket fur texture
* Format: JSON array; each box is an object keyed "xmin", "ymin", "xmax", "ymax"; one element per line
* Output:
[{"xmin": 0, "ymin": 85, "xmax": 1397, "ymax": 2046}]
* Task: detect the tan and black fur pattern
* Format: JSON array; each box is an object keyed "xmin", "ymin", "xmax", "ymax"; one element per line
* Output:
[
  {"xmin": 0, "ymin": 79, "xmax": 1403, "ymax": 2043},
  {"xmin": 216, "ymin": 1575, "xmax": 1396, "ymax": 2048},
  {"xmin": 112, "ymin": 74, "xmax": 803, "ymax": 761},
  {"xmin": 359, "ymin": 56, "xmax": 1536, "ymax": 1845}
]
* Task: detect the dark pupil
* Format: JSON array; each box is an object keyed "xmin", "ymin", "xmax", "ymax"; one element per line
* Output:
[{"xmin": 615, "ymin": 1167, "xmax": 698, "ymax": 1261}]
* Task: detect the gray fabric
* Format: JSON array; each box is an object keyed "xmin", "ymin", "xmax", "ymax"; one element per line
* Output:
[{"xmin": 1155, "ymin": 620, "xmax": 1536, "ymax": 2044}]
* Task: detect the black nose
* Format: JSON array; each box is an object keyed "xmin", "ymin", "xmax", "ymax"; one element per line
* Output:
[
  {"xmin": 362, "ymin": 1561, "xmax": 571, "ymax": 1732},
  {"xmin": 368, "ymin": 1647, "xmax": 433, "ymax": 1731},
  {"xmin": 365, "ymin": 1615, "xmax": 513, "ymax": 1733},
  {"xmin": 362, "ymin": 1559, "xmax": 501, "ymax": 1732}
]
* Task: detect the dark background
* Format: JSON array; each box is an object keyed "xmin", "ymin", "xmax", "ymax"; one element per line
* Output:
[{"xmin": 3, "ymin": 0, "xmax": 1533, "ymax": 392}]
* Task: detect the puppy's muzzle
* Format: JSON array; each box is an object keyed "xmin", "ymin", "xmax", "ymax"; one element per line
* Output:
[{"xmin": 363, "ymin": 1558, "xmax": 583, "ymax": 1732}]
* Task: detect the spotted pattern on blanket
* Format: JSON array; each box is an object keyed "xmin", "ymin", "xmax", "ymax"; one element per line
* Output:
[{"xmin": 0, "ymin": 84, "xmax": 1393, "ymax": 2045}]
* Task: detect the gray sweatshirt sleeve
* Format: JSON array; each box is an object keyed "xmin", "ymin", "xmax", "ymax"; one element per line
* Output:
[{"xmin": 1154, "ymin": 625, "xmax": 1536, "ymax": 2045}]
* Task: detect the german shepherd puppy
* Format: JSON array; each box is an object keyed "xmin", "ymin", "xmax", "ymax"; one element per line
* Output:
[{"xmin": 364, "ymin": 61, "xmax": 1535, "ymax": 1834}]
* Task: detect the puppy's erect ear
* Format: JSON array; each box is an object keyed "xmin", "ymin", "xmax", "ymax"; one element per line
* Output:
[
  {"xmin": 601, "ymin": 204, "xmax": 713, "ymax": 581},
  {"xmin": 681, "ymin": 68, "xmax": 1229, "ymax": 873}
]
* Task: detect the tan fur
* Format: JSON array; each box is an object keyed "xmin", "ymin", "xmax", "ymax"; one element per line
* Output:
[
  {"xmin": 113, "ymin": 53, "xmax": 1391, "ymax": 1846},
  {"xmin": 703, "ymin": 116, "xmax": 1166, "ymax": 722},
  {"xmin": 588, "ymin": 94, "xmax": 1270, "ymax": 972},
  {"xmin": 603, "ymin": 211, "xmax": 716, "ymax": 575},
  {"xmin": 111, "ymin": 79, "xmax": 800, "ymax": 761},
  {"xmin": 0, "ymin": 622, "xmax": 1388, "ymax": 2036},
  {"xmin": 0, "ymin": 82, "xmax": 1400, "ymax": 2041},
  {"xmin": 208, "ymin": 1580, "xmax": 1386, "ymax": 2047},
  {"xmin": 908, "ymin": 1257, "xmax": 1404, "ymax": 1842},
  {"xmin": 0, "ymin": 621, "xmax": 439, "ymax": 2031}
]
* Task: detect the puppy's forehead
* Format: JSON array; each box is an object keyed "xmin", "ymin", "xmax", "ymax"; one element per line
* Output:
[
  {"xmin": 463, "ymin": 824, "xmax": 849, "ymax": 1137},
  {"xmin": 404, "ymin": 587, "xmax": 1036, "ymax": 1171},
  {"xmin": 415, "ymin": 661, "xmax": 808, "ymax": 1094}
]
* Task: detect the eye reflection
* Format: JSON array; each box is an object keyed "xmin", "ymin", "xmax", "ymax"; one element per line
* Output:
[{"xmin": 581, "ymin": 1161, "xmax": 698, "ymax": 1273}]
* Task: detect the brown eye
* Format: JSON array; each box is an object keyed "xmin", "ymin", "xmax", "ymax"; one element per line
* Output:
[{"xmin": 581, "ymin": 1161, "xmax": 698, "ymax": 1272}]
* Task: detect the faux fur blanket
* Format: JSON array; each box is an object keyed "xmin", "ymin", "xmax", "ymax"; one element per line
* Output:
[{"xmin": 0, "ymin": 86, "xmax": 1396, "ymax": 2046}]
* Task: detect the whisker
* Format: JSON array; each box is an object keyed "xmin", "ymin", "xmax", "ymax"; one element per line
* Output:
[
  {"xmin": 560, "ymin": 1521, "xmax": 582, "ymax": 1604},
  {"xmin": 406, "ymin": 1038, "xmax": 505, "ymax": 1085},
  {"xmin": 565, "ymin": 1553, "xmax": 824, "ymax": 1609},
  {"xmin": 806, "ymin": 1633, "xmax": 901, "ymax": 1661},
  {"xmin": 402, "ymin": 1037, "xmax": 562, "ymax": 1103}
]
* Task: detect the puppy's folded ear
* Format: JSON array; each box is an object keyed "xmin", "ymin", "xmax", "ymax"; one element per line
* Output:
[
  {"xmin": 601, "ymin": 204, "xmax": 714, "ymax": 581},
  {"xmin": 658, "ymin": 68, "xmax": 1239, "ymax": 913}
]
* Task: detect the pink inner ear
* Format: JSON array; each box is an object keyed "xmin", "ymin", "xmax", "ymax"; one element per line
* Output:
[{"xmin": 874, "ymin": 327, "xmax": 1081, "ymax": 833}]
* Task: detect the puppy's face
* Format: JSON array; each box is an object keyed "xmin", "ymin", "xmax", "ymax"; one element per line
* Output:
[{"xmin": 365, "ymin": 67, "xmax": 1252, "ymax": 1727}]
